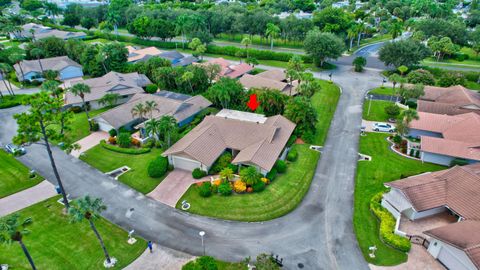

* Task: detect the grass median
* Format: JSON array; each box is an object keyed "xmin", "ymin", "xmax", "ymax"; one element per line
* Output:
[{"xmin": 0, "ymin": 150, "xmax": 43, "ymax": 198}]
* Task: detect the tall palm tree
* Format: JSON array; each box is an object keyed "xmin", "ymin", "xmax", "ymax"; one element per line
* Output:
[
  {"xmin": 29, "ymin": 48, "xmax": 44, "ymax": 74},
  {"xmin": 43, "ymin": 2, "xmax": 60, "ymax": 23},
  {"xmin": 241, "ymin": 37, "xmax": 252, "ymax": 58},
  {"xmin": 402, "ymin": 109, "xmax": 419, "ymax": 125},
  {"xmin": 0, "ymin": 214, "xmax": 37, "ymax": 270},
  {"xmin": 0, "ymin": 63, "xmax": 14, "ymax": 96},
  {"xmin": 265, "ymin": 23, "xmax": 280, "ymax": 50},
  {"xmin": 9, "ymin": 54, "xmax": 25, "ymax": 87},
  {"xmin": 389, "ymin": 73, "xmax": 402, "ymax": 101},
  {"xmin": 69, "ymin": 196, "xmax": 115, "ymax": 267},
  {"xmin": 220, "ymin": 167, "xmax": 234, "ymax": 182},
  {"xmin": 29, "ymin": 29, "xmax": 36, "ymax": 41},
  {"xmin": 347, "ymin": 27, "xmax": 357, "ymax": 50},
  {"xmin": 98, "ymin": 93, "xmax": 120, "ymax": 107},
  {"xmin": 159, "ymin": 115, "xmax": 177, "ymax": 147},
  {"xmin": 356, "ymin": 22, "xmax": 366, "ymax": 47},
  {"xmin": 131, "ymin": 102, "xmax": 146, "ymax": 119},
  {"xmin": 70, "ymin": 83, "xmax": 93, "ymax": 130},
  {"xmin": 144, "ymin": 100, "xmax": 159, "ymax": 120},
  {"xmin": 145, "ymin": 118, "xmax": 161, "ymax": 141}
]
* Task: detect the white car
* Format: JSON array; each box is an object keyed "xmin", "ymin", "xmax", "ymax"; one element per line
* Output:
[
  {"xmin": 5, "ymin": 143, "xmax": 26, "ymax": 155},
  {"xmin": 372, "ymin": 123, "xmax": 395, "ymax": 133}
]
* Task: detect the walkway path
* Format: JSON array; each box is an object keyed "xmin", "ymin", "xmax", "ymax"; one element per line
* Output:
[
  {"xmin": 70, "ymin": 131, "xmax": 109, "ymax": 158},
  {"xmin": 124, "ymin": 243, "xmax": 195, "ymax": 270},
  {"xmin": 0, "ymin": 180, "xmax": 57, "ymax": 216}
]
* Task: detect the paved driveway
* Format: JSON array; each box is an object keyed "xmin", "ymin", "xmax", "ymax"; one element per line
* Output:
[
  {"xmin": 148, "ymin": 170, "xmax": 208, "ymax": 207},
  {"xmin": 362, "ymin": 120, "xmax": 396, "ymax": 133},
  {"xmin": 370, "ymin": 245, "xmax": 445, "ymax": 270},
  {"xmin": 70, "ymin": 131, "xmax": 109, "ymax": 158},
  {"xmin": 0, "ymin": 180, "xmax": 57, "ymax": 217}
]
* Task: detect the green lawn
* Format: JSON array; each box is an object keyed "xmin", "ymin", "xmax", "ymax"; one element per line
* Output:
[
  {"xmin": 0, "ymin": 94, "xmax": 28, "ymax": 109},
  {"xmin": 368, "ymin": 87, "xmax": 396, "ymax": 96},
  {"xmin": 0, "ymin": 150, "xmax": 43, "ymax": 198},
  {"xmin": 311, "ymin": 80, "xmax": 341, "ymax": 145},
  {"xmin": 354, "ymin": 133, "xmax": 445, "ymax": 265},
  {"xmin": 0, "ymin": 196, "xmax": 146, "ymax": 269},
  {"xmin": 465, "ymin": 80, "xmax": 480, "ymax": 90},
  {"xmin": 79, "ymin": 145, "xmax": 165, "ymax": 194},
  {"xmin": 176, "ymin": 144, "xmax": 319, "ymax": 221},
  {"xmin": 362, "ymin": 100, "xmax": 399, "ymax": 122}
]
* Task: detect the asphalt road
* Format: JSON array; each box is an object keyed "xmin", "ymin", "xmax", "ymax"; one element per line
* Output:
[{"xmin": 0, "ymin": 64, "xmax": 384, "ymax": 269}]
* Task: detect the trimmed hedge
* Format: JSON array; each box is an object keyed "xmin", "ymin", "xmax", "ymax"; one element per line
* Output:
[
  {"xmin": 266, "ymin": 168, "xmax": 277, "ymax": 181},
  {"xmin": 0, "ymin": 95, "xmax": 27, "ymax": 109},
  {"xmin": 370, "ymin": 191, "xmax": 411, "ymax": 252},
  {"xmin": 192, "ymin": 168, "xmax": 207, "ymax": 179},
  {"xmin": 147, "ymin": 156, "xmax": 168, "ymax": 178},
  {"xmin": 286, "ymin": 148, "xmax": 298, "ymax": 161},
  {"xmin": 275, "ymin": 160, "xmax": 287, "ymax": 173},
  {"xmin": 198, "ymin": 182, "xmax": 212, "ymax": 197},
  {"xmin": 100, "ymin": 140, "xmax": 151, "ymax": 154}
]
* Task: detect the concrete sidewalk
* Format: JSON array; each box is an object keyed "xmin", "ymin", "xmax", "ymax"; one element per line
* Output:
[
  {"xmin": 71, "ymin": 131, "xmax": 109, "ymax": 158},
  {"xmin": 123, "ymin": 243, "xmax": 195, "ymax": 270},
  {"xmin": 0, "ymin": 180, "xmax": 57, "ymax": 216}
]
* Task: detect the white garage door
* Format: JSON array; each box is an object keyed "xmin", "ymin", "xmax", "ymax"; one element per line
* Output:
[
  {"xmin": 172, "ymin": 156, "xmax": 201, "ymax": 171},
  {"xmin": 438, "ymin": 247, "xmax": 470, "ymax": 270},
  {"xmin": 96, "ymin": 119, "xmax": 114, "ymax": 132}
]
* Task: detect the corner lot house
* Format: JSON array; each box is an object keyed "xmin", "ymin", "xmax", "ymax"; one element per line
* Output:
[
  {"xmin": 95, "ymin": 91, "xmax": 211, "ymax": 133},
  {"xmin": 126, "ymin": 46, "xmax": 164, "ymax": 63},
  {"xmin": 14, "ymin": 56, "xmax": 83, "ymax": 82},
  {"xmin": 162, "ymin": 109, "xmax": 296, "ymax": 175},
  {"xmin": 11, "ymin": 23, "xmax": 86, "ymax": 40},
  {"xmin": 195, "ymin": 58, "xmax": 253, "ymax": 79},
  {"xmin": 417, "ymin": 85, "xmax": 480, "ymax": 115},
  {"xmin": 382, "ymin": 164, "xmax": 480, "ymax": 270},
  {"xmin": 408, "ymin": 112, "xmax": 480, "ymax": 166},
  {"xmin": 239, "ymin": 69, "xmax": 298, "ymax": 95},
  {"xmin": 63, "ymin": 71, "xmax": 151, "ymax": 109}
]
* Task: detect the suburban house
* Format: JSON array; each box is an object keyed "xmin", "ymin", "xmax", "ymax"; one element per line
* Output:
[
  {"xmin": 14, "ymin": 56, "xmax": 83, "ymax": 82},
  {"xmin": 10, "ymin": 23, "xmax": 86, "ymax": 40},
  {"xmin": 407, "ymin": 112, "xmax": 480, "ymax": 166},
  {"xmin": 162, "ymin": 109, "xmax": 296, "ymax": 175},
  {"xmin": 382, "ymin": 163, "xmax": 480, "ymax": 270},
  {"xmin": 158, "ymin": 51, "xmax": 198, "ymax": 67},
  {"xmin": 63, "ymin": 71, "xmax": 151, "ymax": 110},
  {"xmin": 126, "ymin": 46, "xmax": 164, "ymax": 63},
  {"xmin": 417, "ymin": 85, "xmax": 480, "ymax": 116},
  {"xmin": 194, "ymin": 58, "xmax": 253, "ymax": 79},
  {"xmin": 94, "ymin": 91, "xmax": 212, "ymax": 137},
  {"xmin": 239, "ymin": 70, "xmax": 298, "ymax": 95}
]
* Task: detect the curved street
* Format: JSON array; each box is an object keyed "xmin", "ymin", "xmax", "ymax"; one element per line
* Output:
[{"xmin": 0, "ymin": 64, "xmax": 383, "ymax": 269}]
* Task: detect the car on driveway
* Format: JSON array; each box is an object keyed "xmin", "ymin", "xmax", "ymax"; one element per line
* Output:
[
  {"xmin": 5, "ymin": 143, "xmax": 26, "ymax": 155},
  {"xmin": 372, "ymin": 123, "xmax": 395, "ymax": 132}
]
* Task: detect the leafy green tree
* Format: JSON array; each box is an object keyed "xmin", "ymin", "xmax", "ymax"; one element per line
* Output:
[
  {"xmin": 407, "ymin": 69, "xmax": 435, "ymax": 85},
  {"xmin": 246, "ymin": 57, "xmax": 259, "ymax": 67},
  {"xmin": 284, "ymin": 96, "xmax": 317, "ymax": 135},
  {"xmin": 256, "ymin": 89, "xmax": 288, "ymax": 116},
  {"xmin": 265, "ymin": 23, "xmax": 280, "ymax": 50},
  {"xmin": 188, "ymin": 38, "xmax": 206, "ymax": 60},
  {"xmin": 206, "ymin": 77, "xmax": 244, "ymax": 109},
  {"xmin": 428, "ymin": 36, "xmax": 458, "ymax": 61},
  {"xmin": 0, "ymin": 214, "xmax": 36, "ymax": 270},
  {"xmin": 389, "ymin": 20, "xmax": 403, "ymax": 39},
  {"xmin": 27, "ymin": 37, "xmax": 66, "ymax": 59},
  {"xmin": 181, "ymin": 71, "xmax": 194, "ymax": 93},
  {"xmin": 107, "ymin": 0, "xmax": 132, "ymax": 27},
  {"xmin": 129, "ymin": 15, "xmax": 153, "ymax": 39},
  {"xmin": 304, "ymin": 30, "xmax": 344, "ymax": 67},
  {"xmin": 69, "ymin": 196, "xmax": 115, "ymax": 266},
  {"xmin": 43, "ymin": 2, "xmax": 60, "ymax": 23},
  {"xmin": 352, "ymin": 56, "xmax": 366, "ymax": 72},
  {"xmin": 241, "ymin": 37, "xmax": 252, "ymax": 58},
  {"xmin": 312, "ymin": 7, "xmax": 353, "ymax": 34},
  {"xmin": 398, "ymin": 84, "xmax": 425, "ymax": 103},
  {"xmin": 379, "ymin": 39, "xmax": 431, "ymax": 68},
  {"xmin": 297, "ymin": 73, "xmax": 321, "ymax": 97},
  {"xmin": 384, "ymin": 105, "xmax": 401, "ymax": 119},
  {"xmin": 70, "ymin": 83, "xmax": 93, "ymax": 130},
  {"xmin": 101, "ymin": 43, "xmax": 128, "ymax": 72},
  {"xmin": 80, "ymin": 17, "xmax": 98, "ymax": 30},
  {"xmin": 397, "ymin": 65, "xmax": 408, "ymax": 76}
]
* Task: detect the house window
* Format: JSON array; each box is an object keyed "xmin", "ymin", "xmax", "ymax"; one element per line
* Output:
[{"xmin": 121, "ymin": 95, "xmax": 129, "ymax": 99}]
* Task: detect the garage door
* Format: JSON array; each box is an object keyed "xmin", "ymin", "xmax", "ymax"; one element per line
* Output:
[
  {"xmin": 96, "ymin": 118, "xmax": 114, "ymax": 132},
  {"xmin": 172, "ymin": 156, "xmax": 201, "ymax": 171},
  {"xmin": 438, "ymin": 247, "xmax": 470, "ymax": 270}
]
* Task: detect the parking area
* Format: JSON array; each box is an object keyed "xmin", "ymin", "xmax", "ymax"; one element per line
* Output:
[{"xmin": 362, "ymin": 120, "xmax": 396, "ymax": 133}]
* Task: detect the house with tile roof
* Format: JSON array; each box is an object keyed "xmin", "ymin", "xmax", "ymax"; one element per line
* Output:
[
  {"xmin": 14, "ymin": 56, "xmax": 83, "ymax": 82},
  {"xmin": 126, "ymin": 46, "xmax": 164, "ymax": 63},
  {"xmin": 417, "ymin": 85, "xmax": 480, "ymax": 116},
  {"xmin": 407, "ymin": 112, "xmax": 480, "ymax": 166},
  {"xmin": 10, "ymin": 23, "xmax": 86, "ymax": 40},
  {"xmin": 239, "ymin": 69, "xmax": 298, "ymax": 96},
  {"xmin": 382, "ymin": 163, "xmax": 480, "ymax": 270},
  {"xmin": 162, "ymin": 109, "xmax": 296, "ymax": 175},
  {"xmin": 63, "ymin": 71, "xmax": 151, "ymax": 110},
  {"xmin": 194, "ymin": 58, "xmax": 253, "ymax": 79}
]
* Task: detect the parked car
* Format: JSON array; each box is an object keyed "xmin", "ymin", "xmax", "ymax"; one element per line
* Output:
[
  {"xmin": 373, "ymin": 123, "xmax": 395, "ymax": 132},
  {"xmin": 5, "ymin": 143, "xmax": 26, "ymax": 155}
]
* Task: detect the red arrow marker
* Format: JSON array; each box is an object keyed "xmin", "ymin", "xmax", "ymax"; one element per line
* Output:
[{"xmin": 247, "ymin": 93, "xmax": 259, "ymax": 111}]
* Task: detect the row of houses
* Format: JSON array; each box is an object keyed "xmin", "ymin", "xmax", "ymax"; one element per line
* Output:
[{"xmin": 11, "ymin": 23, "xmax": 86, "ymax": 40}]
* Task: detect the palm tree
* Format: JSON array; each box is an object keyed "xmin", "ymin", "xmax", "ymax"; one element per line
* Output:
[
  {"xmin": 1, "ymin": 23, "xmax": 21, "ymax": 39},
  {"xmin": 98, "ymin": 93, "xmax": 120, "ymax": 107},
  {"xmin": 0, "ymin": 63, "xmax": 14, "ymax": 96},
  {"xmin": 70, "ymin": 83, "xmax": 93, "ymax": 130},
  {"xmin": 389, "ymin": 73, "xmax": 402, "ymax": 101},
  {"xmin": 347, "ymin": 27, "xmax": 357, "ymax": 50},
  {"xmin": 144, "ymin": 100, "xmax": 159, "ymax": 120},
  {"xmin": 29, "ymin": 29, "xmax": 36, "ymax": 41},
  {"xmin": 145, "ymin": 118, "xmax": 161, "ymax": 141},
  {"xmin": 10, "ymin": 54, "xmax": 25, "ymax": 87},
  {"xmin": 69, "ymin": 196, "xmax": 115, "ymax": 267},
  {"xmin": 131, "ymin": 103, "xmax": 146, "ymax": 119},
  {"xmin": 0, "ymin": 214, "xmax": 37, "ymax": 270},
  {"xmin": 220, "ymin": 167, "xmax": 234, "ymax": 182},
  {"xmin": 181, "ymin": 71, "xmax": 194, "ymax": 93},
  {"xmin": 241, "ymin": 37, "xmax": 252, "ymax": 58},
  {"xmin": 43, "ymin": 2, "xmax": 60, "ymax": 23},
  {"xmin": 29, "ymin": 48, "xmax": 44, "ymax": 74},
  {"xmin": 265, "ymin": 23, "xmax": 280, "ymax": 50},
  {"xmin": 402, "ymin": 109, "xmax": 419, "ymax": 125},
  {"xmin": 159, "ymin": 115, "xmax": 177, "ymax": 147},
  {"xmin": 356, "ymin": 22, "xmax": 366, "ymax": 47},
  {"xmin": 240, "ymin": 166, "xmax": 260, "ymax": 186}
]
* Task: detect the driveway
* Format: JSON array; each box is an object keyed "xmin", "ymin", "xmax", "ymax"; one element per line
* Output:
[
  {"xmin": 370, "ymin": 245, "xmax": 445, "ymax": 270},
  {"xmin": 0, "ymin": 180, "xmax": 57, "ymax": 217},
  {"xmin": 124, "ymin": 243, "xmax": 195, "ymax": 270},
  {"xmin": 70, "ymin": 131, "xmax": 109, "ymax": 158},
  {"xmin": 148, "ymin": 170, "xmax": 208, "ymax": 207}
]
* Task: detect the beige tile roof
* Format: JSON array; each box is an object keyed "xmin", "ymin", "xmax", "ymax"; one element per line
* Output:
[
  {"xmin": 424, "ymin": 221, "xmax": 480, "ymax": 269},
  {"xmin": 239, "ymin": 73, "xmax": 298, "ymax": 96},
  {"xmin": 410, "ymin": 112, "xmax": 464, "ymax": 133},
  {"xmin": 96, "ymin": 91, "xmax": 212, "ymax": 129},
  {"xmin": 418, "ymin": 85, "xmax": 480, "ymax": 115},
  {"xmin": 385, "ymin": 163, "xmax": 480, "ymax": 219},
  {"xmin": 126, "ymin": 46, "xmax": 164, "ymax": 63},
  {"xmin": 162, "ymin": 110, "xmax": 296, "ymax": 171},
  {"xmin": 195, "ymin": 58, "xmax": 253, "ymax": 79},
  {"xmin": 14, "ymin": 56, "xmax": 81, "ymax": 77},
  {"xmin": 64, "ymin": 71, "xmax": 151, "ymax": 105},
  {"xmin": 17, "ymin": 23, "xmax": 86, "ymax": 40}
]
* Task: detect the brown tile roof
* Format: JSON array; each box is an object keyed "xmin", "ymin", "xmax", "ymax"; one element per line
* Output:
[
  {"xmin": 96, "ymin": 91, "xmax": 212, "ymax": 129},
  {"xmin": 385, "ymin": 163, "xmax": 480, "ymax": 219},
  {"xmin": 195, "ymin": 58, "xmax": 253, "ymax": 79},
  {"xmin": 424, "ymin": 221, "xmax": 480, "ymax": 269},
  {"xmin": 410, "ymin": 112, "xmax": 464, "ymax": 133},
  {"xmin": 162, "ymin": 110, "xmax": 296, "ymax": 171},
  {"xmin": 126, "ymin": 46, "xmax": 164, "ymax": 63},
  {"xmin": 418, "ymin": 85, "xmax": 480, "ymax": 115},
  {"xmin": 64, "ymin": 72, "xmax": 151, "ymax": 105},
  {"xmin": 14, "ymin": 56, "xmax": 81, "ymax": 77},
  {"xmin": 239, "ymin": 71, "xmax": 298, "ymax": 96}
]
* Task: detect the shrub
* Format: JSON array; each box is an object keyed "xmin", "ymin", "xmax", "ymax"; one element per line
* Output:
[
  {"xmin": 182, "ymin": 256, "xmax": 218, "ymax": 270},
  {"xmin": 131, "ymin": 138, "xmax": 141, "ymax": 147},
  {"xmin": 409, "ymin": 148, "xmax": 415, "ymax": 156},
  {"xmin": 384, "ymin": 105, "xmax": 400, "ymax": 119},
  {"xmin": 218, "ymin": 182, "xmax": 232, "ymax": 196},
  {"xmin": 370, "ymin": 192, "xmax": 411, "ymax": 252},
  {"xmin": 209, "ymin": 152, "xmax": 233, "ymax": 174},
  {"xmin": 0, "ymin": 95, "xmax": 26, "ymax": 109},
  {"xmin": 213, "ymin": 179, "xmax": 222, "ymax": 186},
  {"xmin": 192, "ymin": 168, "xmax": 207, "ymax": 179},
  {"xmin": 275, "ymin": 160, "xmax": 287, "ymax": 173},
  {"xmin": 415, "ymin": 150, "xmax": 420, "ymax": 158},
  {"xmin": 453, "ymin": 52, "xmax": 469, "ymax": 61},
  {"xmin": 253, "ymin": 181, "xmax": 266, "ymax": 192},
  {"xmin": 286, "ymin": 148, "xmax": 298, "ymax": 161},
  {"xmin": 147, "ymin": 156, "xmax": 168, "ymax": 178},
  {"xmin": 69, "ymin": 106, "xmax": 82, "ymax": 113},
  {"xmin": 302, "ymin": 130, "xmax": 315, "ymax": 144},
  {"xmin": 266, "ymin": 168, "xmax": 278, "ymax": 181},
  {"xmin": 117, "ymin": 132, "xmax": 131, "ymax": 148},
  {"xmin": 287, "ymin": 135, "xmax": 297, "ymax": 147},
  {"xmin": 90, "ymin": 121, "xmax": 99, "ymax": 131},
  {"xmin": 109, "ymin": 129, "xmax": 117, "ymax": 137},
  {"xmin": 108, "ymin": 136, "xmax": 116, "ymax": 144},
  {"xmin": 100, "ymin": 140, "xmax": 151, "ymax": 154},
  {"xmin": 438, "ymin": 72, "xmax": 466, "ymax": 87},
  {"xmin": 233, "ymin": 180, "xmax": 246, "ymax": 193},
  {"xmin": 406, "ymin": 69, "xmax": 435, "ymax": 85},
  {"xmin": 143, "ymin": 140, "xmax": 154, "ymax": 148},
  {"xmin": 198, "ymin": 182, "xmax": 212, "ymax": 198},
  {"xmin": 145, "ymin": 84, "xmax": 158, "ymax": 93},
  {"xmin": 392, "ymin": 135, "xmax": 402, "ymax": 145},
  {"xmin": 450, "ymin": 158, "xmax": 469, "ymax": 167}
]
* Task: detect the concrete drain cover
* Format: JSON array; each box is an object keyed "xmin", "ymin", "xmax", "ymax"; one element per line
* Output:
[{"xmin": 297, "ymin": 263, "xmax": 304, "ymax": 268}]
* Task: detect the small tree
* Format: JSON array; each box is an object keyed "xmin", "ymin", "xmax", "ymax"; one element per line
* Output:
[
  {"xmin": 246, "ymin": 57, "xmax": 259, "ymax": 67},
  {"xmin": 240, "ymin": 166, "xmax": 260, "ymax": 186},
  {"xmin": 352, "ymin": 56, "xmax": 366, "ymax": 72},
  {"xmin": 384, "ymin": 105, "xmax": 401, "ymax": 119},
  {"xmin": 0, "ymin": 214, "xmax": 37, "ymax": 270},
  {"xmin": 397, "ymin": 65, "xmax": 408, "ymax": 76},
  {"xmin": 241, "ymin": 37, "xmax": 251, "ymax": 58},
  {"xmin": 69, "ymin": 196, "xmax": 115, "ymax": 267},
  {"xmin": 70, "ymin": 83, "xmax": 93, "ymax": 130},
  {"xmin": 265, "ymin": 23, "xmax": 280, "ymax": 50},
  {"xmin": 29, "ymin": 48, "xmax": 45, "ymax": 73},
  {"xmin": 398, "ymin": 84, "xmax": 425, "ymax": 103},
  {"xmin": 220, "ymin": 167, "xmax": 234, "ymax": 182}
]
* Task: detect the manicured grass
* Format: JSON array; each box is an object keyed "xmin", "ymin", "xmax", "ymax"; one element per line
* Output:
[
  {"xmin": 80, "ymin": 145, "xmax": 165, "ymax": 194},
  {"xmin": 311, "ymin": 80, "xmax": 341, "ymax": 145},
  {"xmin": 216, "ymin": 33, "xmax": 304, "ymax": 50},
  {"xmin": 354, "ymin": 133, "xmax": 445, "ymax": 265},
  {"xmin": 0, "ymin": 196, "xmax": 146, "ymax": 269},
  {"xmin": 465, "ymin": 80, "xmax": 480, "ymax": 90},
  {"xmin": 0, "ymin": 150, "xmax": 43, "ymax": 198},
  {"xmin": 368, "ymin": 87, "xmax": 395, "ymax": 96},
  {"xmin": 0, "ymin": 94, "xmax": 28, "ymax": 109},
  {"xmin": 176, "ymin": 144, "xmax": 320, "ymax": 221},
  {"xmin": 362, "ymin": 100, "xmax": 399, "ymax": 122},
  {"xmin": 217, "ymin": 260, "xmax": 248, "ymax": 270}
]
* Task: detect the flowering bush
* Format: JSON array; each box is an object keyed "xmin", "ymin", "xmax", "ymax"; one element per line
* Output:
[
  {"xmin": 246, "ymin": 187, "xmax": 253, "ymax": 193},
  {"xmin": 233, "ymin": 180, "xmax": 247, "ymax": 193},
  {"xmin": 108, "ymin": 136, "xmax": 116, "ymax": 145},
  {"xmin": 260, "ymin": 178, "xmax": 270, "ymax": 184},
  {"xmin": 213, "ymin": 179, "xmax": 222, "ymax": 186},
  {"xmin": 131, "ymin": 138, "xmax": 141, "ymax": 147}
]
